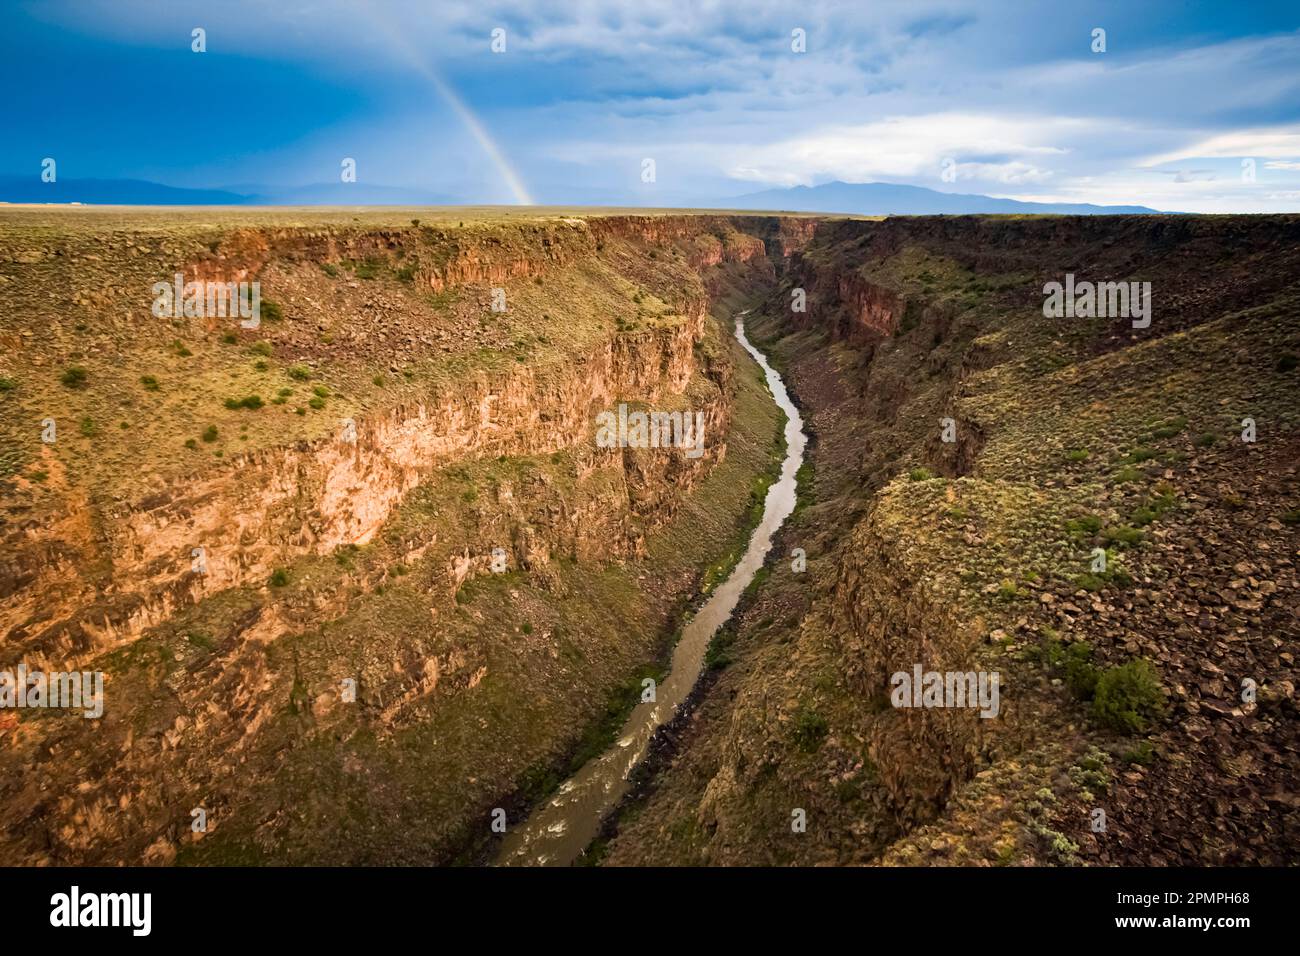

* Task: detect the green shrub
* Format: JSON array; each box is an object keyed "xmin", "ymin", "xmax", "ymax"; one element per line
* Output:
[
  {"xmin": 224, "ymin": 394, "xmax": 264, "ymax": 410},
  {"xmin": 61, "ymin": 365, "xmax": 89, "ymax": 388},
  {"xmin": 1092, "ymin": 659, "xmax": 1165, "ymax": 733},
  {"xmin": 250, "ymin": 340, "xmax": 273, "ymax": 356},
  {"xmin": 0, "ymin": 375, "xmax": 18, "ymax": 392},
  {"xmin": 792, "ymin": 706, "xmax": 829, "ymax": 752},
  {"xmin": 1145, "ymin": 417, "xmax": 1187, "ymax": 441},
  {"xmin": 201, "ymin": 425, "xmax": 219, "ymax": 443},
  {"xmin": 1065, "ymin": 449, "xmax": 1089, "ymax": 463},
  {"xmin": 268, "ymin": 568, "xmax": 290, "ymax": 588},
  {"xmin": 1120, "ymin": 447, "xmax": 1159, "ymax": 464},
  {"xmin": 1122, "ymin": 741, "xmax": 1157, "ymax": 766},
  {"xmin": 320, "ymin": 263, "xmax": 339, "ymax": 278},
  {"xmin": 1065, "ymin": 514, "xmax": 1102, "ymax": 536},
  {"xmin": 288, "ymin": 364, "xmax": 312, "ymax": 381},
  {"xmin": 908, "ymin": 466, "xmax": 934, "ymax": 481},
  {"xmin": 260, "ymin": 300, "xmax": 284, "ymax": 322},
  {"xmin": 1061, "ymin": 642, "xmax": 1099, "ymax": 699},
  {"xmin": 1130, "ymin": 506, "xmax": 1157, "ymax": 527},
  {"xmin": 187, "ymin": 631, "xmax": 217, "ymax": 652},
  {"xmin": 79, "ymin": 417, "xmax": 97, "ymax": 437},
  {"xmin": 1101, "ymin": 524, "xmax": 1143, "ymax": 548}
]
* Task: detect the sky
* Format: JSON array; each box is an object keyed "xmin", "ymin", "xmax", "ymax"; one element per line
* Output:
[{"xmin": 3, "ymin": 0, "xmax": 1299, "ymax": 211}]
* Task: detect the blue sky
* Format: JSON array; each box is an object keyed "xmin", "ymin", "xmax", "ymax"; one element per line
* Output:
[{"xmin": 3, "ymin": 0, "xmax": 1299, "ymax": 210}]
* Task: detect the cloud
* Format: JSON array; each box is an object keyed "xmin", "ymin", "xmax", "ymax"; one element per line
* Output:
[
  {"xmin": 8, "ymin": 1, "xmax": 1300, "ymax": 211},
  {"xmin": 709, "ymin": 113, "xmax": 1085, "ymax": 187},
  {"xmin": 1141, "ymin": 128, "xmax": 1300, "ymax": 166}
]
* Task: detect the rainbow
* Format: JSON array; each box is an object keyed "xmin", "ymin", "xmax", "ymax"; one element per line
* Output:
[{"xmin": 371, "ymin": 17, "xmax": 534, "ymax": 205}]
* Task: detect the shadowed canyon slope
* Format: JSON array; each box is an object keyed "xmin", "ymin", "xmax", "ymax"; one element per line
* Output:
[{"xmin": 0, "ymin": 208, "xmax": 1297, "ymax": 865}]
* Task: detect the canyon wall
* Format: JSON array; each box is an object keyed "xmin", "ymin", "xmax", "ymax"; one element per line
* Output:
[{"xmin": 0, "ymin": 211, "xmax": 785, "ymax": 864}]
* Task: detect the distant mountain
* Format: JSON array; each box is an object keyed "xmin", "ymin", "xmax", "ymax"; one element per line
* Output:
[
  {"xmin": 0, "ymin": 176, "xmax": 250, "ymax": 205},
  {"xmin": 0, "ymin": 176, "xmax": 455, "ymax": 206},
  {"xmin": 717, "ymin": 181, "xmax": 1161, "ymax": 215},
  {"xmin": 0, "ymin": 174, "xmax": 1162, "ymax": 214},
  {"xmin": 239, "ymin": 182, "xmax": 458, "ymax": 205}
]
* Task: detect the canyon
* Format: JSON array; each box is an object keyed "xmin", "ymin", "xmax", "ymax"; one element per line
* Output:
[{"xmin": 0, "ymin": 207, "xmax": 1296, "ymax": 866}]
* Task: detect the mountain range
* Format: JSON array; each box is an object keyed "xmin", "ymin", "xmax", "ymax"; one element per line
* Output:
[
  {"xmin": 719, "ymin": 180, "xmax": 1160, "ymax": 215},
  {"xmin": 0, "ymin": 175, "xmax": 1160, "ymax": 214}
]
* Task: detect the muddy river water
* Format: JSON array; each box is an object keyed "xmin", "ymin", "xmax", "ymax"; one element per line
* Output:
[{"xmin": 495, "ymin": 313, "xmax": 807, "ymax": 866}]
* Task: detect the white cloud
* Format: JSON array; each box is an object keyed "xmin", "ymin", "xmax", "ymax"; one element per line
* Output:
[
  {"xmin": 717, "ymin": 113, "xmax": 1083, "ymax": 186},
  {"xmin": 1140, "ymin": 128, "xmax": 1300, "ymax": 166}
]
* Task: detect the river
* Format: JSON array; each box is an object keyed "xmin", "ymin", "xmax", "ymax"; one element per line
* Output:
[{"xmin": 494, "ymin": 312, "xmax": 807, "ymax": 866}]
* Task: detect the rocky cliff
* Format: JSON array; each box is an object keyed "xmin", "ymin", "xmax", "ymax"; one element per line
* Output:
[
  {"xmin": 0, "ymin": 210, "xmax": 781, "ymax": 864},
  {"xmin": 601, "ymin": 213, "xmax": 1300, "ymax": 867}
]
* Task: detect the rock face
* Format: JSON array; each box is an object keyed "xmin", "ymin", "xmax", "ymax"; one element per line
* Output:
[
  {"xmin": 1, "ymin": 214, "xmax": 786, "ymax": 665},
  {"xmin": 3, "ymin": 309, "xmax": 715, "ymax": 669}
]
